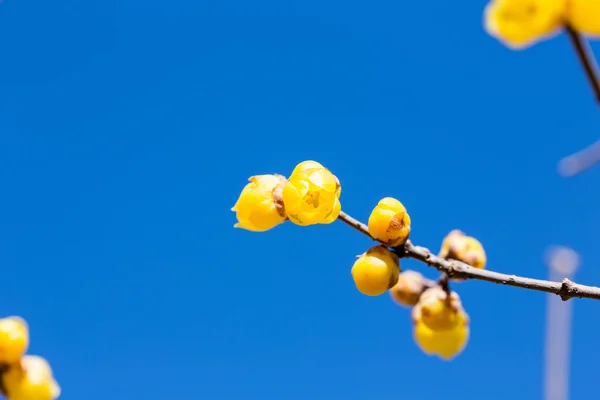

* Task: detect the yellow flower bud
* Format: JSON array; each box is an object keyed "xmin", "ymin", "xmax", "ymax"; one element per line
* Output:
[
  {"xmin": 439, "ymin": 230, "xmax": 465, "ymax": 259},
  {"xmin": 483, "ymin": 0, "xmax": 567, "ymax": 49},
  {"xmin": 367, "ymin": 197, "xmax": 411, "ymax": 247},
  {"xmin": 566, "ymin": 0, "xmax": 600, "ymax": 37},
  {"xmin": 0, "ymin": 317, "xmax": 29, "ymax": 364},
  {"xmin": 462, "ymin": 236, "xmax": 487, "ymax": 269},
  {"xmin": 415, "ymin": 287, "xmax": 464, "ymax": 331},
  {"xmin": 231, "ymin": 174, "xmax": 287, "ymax": 232},
  {"xmin": 351, "ymin": 246, "xmax": 400, "ymax": 296},
  {"xmin": 439, "ymin": 230, "xmax": 487, "ymax": 270},
  {"xmin": 321, "ymin": 196, "xmax": 341, "ymax": 224},
  {"xmin": 389, "ymin": 270, "xmax": 425, "ymax": 307},
  {"xmin": 290, "ymin": 160, "xmax": 341, "ymax": 198},
  {"xmin": 2, "ymin": 355, "xmax": 61, "ymax": 400},
  {"xmin": 290, "ymin": 160, "xmax": 325, "ymax": 177},
  {"xmin": 413, "ymin": 315, "xmax": 469, "ymax": 360},
  {"xmin": 282, "ymin": 165, "xmax": 341, "ymax": 226}
]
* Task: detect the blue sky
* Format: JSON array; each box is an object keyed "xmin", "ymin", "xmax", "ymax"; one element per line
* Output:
[{"xmin": 0, "ymin": 0, "xmax": 599, "ymax": 399}]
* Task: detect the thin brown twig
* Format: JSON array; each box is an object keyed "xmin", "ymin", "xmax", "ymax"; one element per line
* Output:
[
  {"xmin": 565, "ymin": 26, "xmax": 600, "ymax": 104},
  {"xmin": 556, "ymin": 28, "xmax": 600, "ymax": 176},
  {"xmin": 337, "ymin": 210, "xmax": 600, "ymax": 301}
]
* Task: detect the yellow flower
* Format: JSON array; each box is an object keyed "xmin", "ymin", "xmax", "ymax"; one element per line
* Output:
[
  {"xmin": 368, "ymin": 197, "xmax": 411, "ymax": 247},
  {"xmin": 415, "ymin": 287, "xmax": 464, "ymax": 331},
  {"xmin": 0, "ymin": 317, "xmax": 29, "ymax": 364},
  {"xmin": 321, "ymin": 196, "xmax": 341, "ymax": 224},
  {"xmin": 462, "ymin": 236, "xmax": 487, "ymax": 269},
  {"xmin": 351, "ymin": 246, "xmax": 400, "ymax": 296},
  {"xmin": 566, "ymin": 0, "xmax": 600, "ymax": 37},
  {"xmin": 484, "ymin": 0, "xmax": 567, "ymax": 49},
  {"xmin": 2, "ymin": 355, "xmax": 61, "ymax": 400},
  {"xmin": 282, "ymin": 163, "xmax": 341, "ymax": 226},
  {"xmin": 290, "ymin": 160, "xmax": 341, "ymax": 198},
  {"xmin": 389, "ymin": 270, "xmax": 425, "ymax": 307},
  {"xmin": 439, "ymin": 230, "xmax": 466, "ymax": 259},
  {"xmin": 413, "ymin": 316, "xmax": 469, "ymax": 360},
  {"xmin": 290, "ymin": 160, "xmax": 325, "ymax": 177},
  {"xmin": 439, "ymin": 230, "xmax": 487, "ymax": 270},
  {"xmin": 231, "ymin": 174, "xmax": 288, "ymax": 232}
]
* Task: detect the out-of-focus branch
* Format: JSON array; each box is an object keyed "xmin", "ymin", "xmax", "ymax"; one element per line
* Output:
[
  {"xmin": 565, "ymin": 26, "xmax": 600, "ymax": 104},
  {"xmin": 558, "ymin": 28, "xmax": 600, "ymax": 177},
  {"xmin": 558, "ymin": 138, "xmax": 600, "ymax": 177},
  {"xmin": 337, "ymin": 210, "xmax": 600, "ymax": 301}
]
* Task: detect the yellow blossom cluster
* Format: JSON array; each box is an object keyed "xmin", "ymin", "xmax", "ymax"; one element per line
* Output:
[
  {"xmin": 387, "ymin": 270, "xmax": 472, "ymax": 360},
  {"xmin": 484, "ymin": 0, "xmax": 600, "ymax": 49},
  {"xmin": 0, "ymin": 317, "xmax": 60, "ymax": 400},
  {"xmin": 233, "ymin": 161, "xmax": 489, "ymax": 360},
  {"xmin": 231, "ymin": 160, "xmax": 341, "ymax": 231}
]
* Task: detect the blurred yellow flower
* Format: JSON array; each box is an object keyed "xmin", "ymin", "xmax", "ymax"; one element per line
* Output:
[
  {"xmin": 439, "ymin": 230, "xmax": 487, "ymax": 270},
  {"xmin": 412, "ymin": 294, "xmax": 470, "ymax": 360},
  {"xmin": 484, "ymin": 0, "xmax": 567, "ymax": 49},
  {"xmin": 566, "ymin": 0, "xmax": 600, "ymax": 37},
  {"xmin": 2, "ymin": 355, "xmax": 60, "ymax": 400},
  {"xmin": 416, "ymin": 287, "xmax": 464, "ymax": 331},
  {"xmin": 0, "ymin": 317, "xmax": 28, "ymax": 364},
  {"xmin": 413, "ymin": 316, "xmax": 469, "ymax": 360},
  {"xmin": 389, "ymin": 270, "xmax": 425, "ymax": 307}
]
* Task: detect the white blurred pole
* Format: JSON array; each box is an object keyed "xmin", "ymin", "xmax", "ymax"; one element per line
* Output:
[{"xmin": 544, "ymin": 246, "xmax": 580, "ymax": 400}]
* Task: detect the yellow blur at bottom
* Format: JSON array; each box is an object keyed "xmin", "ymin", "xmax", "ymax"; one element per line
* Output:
[
  {"xmin": 2, "ymin": 356, "xmax": 61, "ymax": 400},
  {"xmin": 413, "ymin": 319, "xmax": 469, "ymax": 360}
]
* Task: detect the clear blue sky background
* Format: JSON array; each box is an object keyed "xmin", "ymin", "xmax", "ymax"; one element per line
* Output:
[{"xmin": 0, "ymin": 0, "xmax": 599, "ymax": 399}]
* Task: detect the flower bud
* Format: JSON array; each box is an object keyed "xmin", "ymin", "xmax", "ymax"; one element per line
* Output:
[
  {"xmin": 484, "ymin": 0, "xmax": 567, "ymax": 49},
  {"xmin": 462, "ymin": 236, "xmax": 487, "ymax": 269},
  {"xmin": 439, "ymin": 230, "xmax": 466, "ymax": 259},
  {"xmin": 439, "ymin": 230, "xmax": 487, "ymax": 270},
  {"xmin": 367, "ymin": 197, "xmax": 411, "ymax": 247},
  {"xmin": 231, "ymin": 174, "xmax": 288, "ymax": 232},
  {"xmin": 321, "ymin": 197, "xmax": 341, "ymax": 224},
  {"xmin": 567, "ymin": 0, "xmax": 600, "ymax": 37},
  {"xmin": 282, "ymin": 163, "xmax": 341, "ymax": 226},
  {"xmin": 0, "ymin": 316, "xmax": 29, "ymax": 364},
  {"xmin": 290, "ymin": 160, "xmax": 341, "ymax": 199},
  {"xmin": 351, "ymin": 246, "xmax": 400, "ymax": 296},
  {"xmin": 414, "ymin": 287, "xmax": 464, "ymax": 331},
  {"xmin": 413, "ymin": 314, "xmax": 469, "ymax": 360},
  {"xmin": 290, "ymin": 160, "xmax": 325, "ymax": 177},
  {"xmin": 2, "ymin": 355, "xmax": 61, "ymax": 400},
  {"xmin": 389, "ymin": 270, "xmax": 425, "ymax": 307}
]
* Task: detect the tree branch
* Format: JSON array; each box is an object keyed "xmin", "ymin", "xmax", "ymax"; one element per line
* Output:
[
  {"xmin": 557, "ymin": 28, "xmax": 600, "ymax": 176},
  {"xmin": 337, "ymin": 210, "xmax": 600, "ymax": 301},
  {"xmin": 558, "ymin": 137, "xmax": 600, "ymax": 177},
  {"xmin": 565, "ymin": 26, "xmax": 600, "ymax": 105}
]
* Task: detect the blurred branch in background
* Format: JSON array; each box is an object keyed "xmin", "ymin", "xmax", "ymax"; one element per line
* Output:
[
  {"xmin": 566, "ymin": 27, "xmax": 600, "ymax": 104},
  {"xmin": 544, "ymin": 246, "xmax": 580, "ymax": 400},
  {"xmin": 558, "ymin": 28, "xmax": 600, "ymax": 177},
  {"xmin": 558, "ymin": 139, "xmax": 600, "ymax": 177}
]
